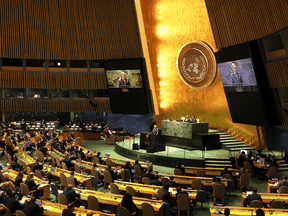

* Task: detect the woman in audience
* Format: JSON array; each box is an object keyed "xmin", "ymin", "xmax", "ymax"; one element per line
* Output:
[
  {"xmin": 15, "ymin": 171, "xmax": 24, "ymax": 192},
  {"xmin": 120, "ymin": 193, "xmax": 138, "ymax": 215}
]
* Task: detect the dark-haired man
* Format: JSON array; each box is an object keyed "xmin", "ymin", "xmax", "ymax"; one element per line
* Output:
[
  {"xmin": 244, "ymin": 187, "xmax": 262, "ymax": 203},
  {"xmin": 278, "ymin": 175, "xmax": 288, "ymax": 189},
  {"xmin": 63, "ymin": 185, "xmax": 81, "ymax": 207},
  {"xmin": 62, "ymin": 203, "xmax": 76, "ymax": 216},
  {"xmin": 22, "ymin": 197, "xmax": 44, "ymax": 216}
]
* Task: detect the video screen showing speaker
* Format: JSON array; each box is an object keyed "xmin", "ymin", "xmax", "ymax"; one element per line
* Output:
[
  {"xmin": 106, "ymin": 70, "xmax": 143, "ymax": 88},
  {"xmin": 218, "ymin": 58, "xmax": 258, "ymax": 92},
  {"xmin": 215, "ymin": 41, "xmax": 279, "ymax": 127},
  {"xmin": 104, "ymin": 59, "xmax": 150, "ymax": 115}
]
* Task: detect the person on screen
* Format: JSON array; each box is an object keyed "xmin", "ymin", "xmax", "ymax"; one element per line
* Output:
[
  {"xmin": 151, "ymin": 125, "xmax": 159, "ymax": 135},
  {"xmin": 231, "ymin": 63, "xmax": 243, "ymax": 85},
  {"xmin": 184, "ymin": 115, "xmax": 191, "ymax": 122},
  {"xmin": 191, "ymin": 116, "xmax": 197, "ymax": 123},
  {"xmin": 117, "ymin": 72, "xmax": 132, "ymax": 88}
]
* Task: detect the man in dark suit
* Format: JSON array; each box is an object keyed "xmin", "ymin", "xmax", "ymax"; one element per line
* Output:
[
  {"xmin": 96, "ymin": 152, "xmax": 104, "ymax": 164},
  {"xmin": 143, "ymin": 169, "xmax": 155, "ymax": 180},
  {"xmin": 151, "ymin": 175, "xmax": 162, "ymax": 186},
  {"xmin": 184, "ymin": 115, "xmax": 191, "ymax": 122},
  {"xmin": 25, "ymin": 173, "xmax": 39, "ymax": 198},
  {"xmin": 244, "ymin": 187, "xmax": 262, "ymax": 202},
  {"xmin": 221, "ymin": 166, "xmax": 232, "ymax": 177},
  {"xmin": 239, "ymin": 151, "xmax": 246, "ymax": 167},
  {"xmin": 191, "ymin": 116, "xmax": 197, "ymax": 123},
  {"xmin": 62, "ymin": 204, "xmax": 76, "ymax": 216},
  {"xmin": 278, "ymin": 175, "xmax": 288, "ymax": 189},
  {"xmin": 22, "ymin": 197, "xmax": 44, "ymax": 216},
  {"xmin": 165, "ymin": 176, "xmax": 176, "ymax": 188},
  {"xmin": 105, "ymin": 165, "xmax": 117, "ymax": 181},
  {"xmin": 157, "ymin": 185, "xmax": 171, "ymax": 201},
  {"xmin": 32, "ymin": 159, "xmax": 43, "ymax": 173},
  {"xmin": 1, "ymin": 182, "xmax": 13, "ymax": 197},
  {"xmin": 117, "ymin": 72, "xmax": 132, "ymax": 88},
  {"xmin": 62, "ymin": 185, "xmax": 81, "ymax": 207},
  {"xmin": 68, "ymin": 171, "xmax": 80, "ymax": 186},
  {"xmin": 63, "ymin": 155, "xmax": 74, "ymax": 170},
  {"xmin": 5, "ymin": 192, "xmax": 23, "ymax": 214},
  {"xmin": 270, "ymin": 156, "xmax": 278, "ymax": 167},
  {"xmin": 151, "ymin": 125, "xmax": 159, "ymax": 136}
]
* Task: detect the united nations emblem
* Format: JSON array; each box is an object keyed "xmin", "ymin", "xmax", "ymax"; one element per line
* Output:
[{"xmin": 177, "ymin": 41, "xmax": 216, "ymax": 89}]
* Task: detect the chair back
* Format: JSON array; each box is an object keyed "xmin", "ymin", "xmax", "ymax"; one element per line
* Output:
[
  {"xmin": 192, "ymin": 179, "xmax": 203, "ymax": 190},
  {"xmin": 106, "ymin": 158, "xmax": 114, "ymax": 166},
  {"xmin": 51, "ymin": 155, "xmax": 56, "ymax": 166},
  {"xmin": 0, "ymin": 204, "xmax": 12, "ymax": 216},
  {"xmin": 243, "ymin": 161, "xmax": 252, "ymax": 173},
  {"xmin": 20, "ymin": 183, "xmax": 30, "ymax": 195},
  {"xmin": 36, "ymin": 151, "xmax": 45, "ymax": 162},
  {"xmin": 117, "ymin": 206, "xmax": 131, "ymax": 216},
  {"xmin": 270, "ymin": 200, "xmax": 285, "ymax": 208},
  {"xmin": 50, "ymin": 183, "xmax": 59, "ymax": 198},
  {"xmin": 213, "ymin": 184, "xmax": 225, "ymax": 199},
  {"xmin": 58, "ymin": 194, "xmax": 69, "ymax": 205},
  {"xmin": 279, "ymin": 186, "xmax": 288, "ymax": 194},
  {"xmin": 110, "ymin": 183, "xmax": 120, "ymax": 194},
  {"xmin": 62, "ymin": 162, "xmax": 68, "ymax": 170},
  {"xmin": 223, "ymin": 174, "xmax": 232, "ymax": 180},
  {"xmin": 94, "ymin": 157, "xmax": 100, "ymax": 164},
  {"xmin": 66, "ymin": 177, "xmax": 76, "ymax": 187},
  {"xmin": 267, "ymin": 166, "xmax": 278, "ymax": 179},
  {"xmin": 103, "ymin": 170, "xmax": 112, "ymax": 185},
  {"xmin": 134, "ymin": 165, "xmax": 142, "ymax": 178},
  {"xmin": 91, "ymin": 176, "xmax": 99, "ymax": 190},
  {"xmin": 124, "ymin": 169, "xmax": 132, "ymax": 181},
  {"xmin": 0, "ymin": 172, "xmax": 7, "ymax": 183},
  {"xmin": 16, "ymin": 211, "xmax": 26, "ymax": 216},
  {"xmin": 240, "ymin": 173, "xmax": 250, "ymax": 187},
  {"xmin": 158, "ymin": 203, "xmax": 172, "ymax": 216},
  {"xmin": 74, "ymin": 163, "xmax": 81, "ymax": 173},
  {"xmin": 250, "ymin": 200, "xmax": 263, "ymax": 208},
  {"xmin": 196, "ymin": 170, "xmax": 206, "ymax": 177},
  {"xmin": 142, "ymin": 177, "xmax": 151, "ymax": 185},
  {"xmin": 7, "ymin": 153, "xmax": 12, "ymax": 165},
  {"xmin": 76, "ymin": 153, "xmax": 82, "ymax": 159},
  {"xmin": 141, "ymin": 203, "xmax": 155, "ymax": 216},
  {"xmin": 91, "ymin": 169, "xmax": 101, "ymax": 180},
  {"xmin": 8, "ymin": 183, "xmax": 15, "ymax": 192},
  {"xmin": 196, "ymin": 190, "xmax": 207, "ymax": 202},
  {"xmin": 27, "ymin": 166, "xmax": 32, "ymax": 174},
  {"xmin": 55, "ymin": 156, "xmax": 61, "ymax": 167},
  {"xmin": 35, "ymin": 170, "xmax": 42, "ymax": 179},
  {"xmin": 60, "ymin": 172, "xmax": 67, "ymax": 188},
  {"xmin": 177, "ymin": 193, "xmax": 190, "ymax": 211},
  {"xmin": 126, "ymin": 186, "xmax": 136, "ymax": 196},
  {"xmin": 161, "ymin": 178, "xmax": 169, "ymax": 186},
  {"xmin": 174, "ymin": 169, "xmax": 182, "ymax": 175},
  {"xmin": 87, "ymin": 196, "xmax": 100, "ymax": 211}
]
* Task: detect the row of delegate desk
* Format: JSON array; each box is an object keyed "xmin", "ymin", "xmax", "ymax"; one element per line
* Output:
[{"xmin": 210, "ymin": 206, "xmax": 288, "ymax": 215}]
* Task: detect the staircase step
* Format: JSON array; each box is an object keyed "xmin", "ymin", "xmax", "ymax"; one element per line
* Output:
[
  {"xmin": 225, "ymin": 144, "xmax": 250, "ymax": 148},
  {"xmin": 205, "ymin": 164, "xmax": 232, "ymax": 167},
  {"xmin": 220, "ymin": 140, "xmax": 241, "ymax": 143},
  {"xmin": 219, "ymin": 134, "xmax": 231, "ymax": 137},
  {"xmin": 220, "ymin": 137, "xmax": 236, "ymax": 140},
  {"xmin": 279, "ymin": 167, "xmax": 288, "ymax": 171},
  {"xmin": 229, "ymin": 147, "xmax": 254, "ymax": 151},
  {"xmin": 279, "ymin": 163, "xmax": 288, "ymax": 167}
]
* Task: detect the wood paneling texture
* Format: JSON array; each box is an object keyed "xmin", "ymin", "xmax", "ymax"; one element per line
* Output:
[
  {"xmin": 0, "ymin": 71, "xmax": 107, "ymax": 89},
  {"xmin": 0, "ymin": 100, "xmax": 111, "ymax": 113},
  {"xmin": 0, "ymin": 0, "xmax": 143, "ymax": 59},
  {"xmin": 205, "ymin": 0, "xmax": 288, "ymax": 49}
]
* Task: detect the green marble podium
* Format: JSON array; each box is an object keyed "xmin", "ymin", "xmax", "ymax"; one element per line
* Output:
[{"xmin": 161, "ymin": 120, "xmax": 209, "ymax": 139}]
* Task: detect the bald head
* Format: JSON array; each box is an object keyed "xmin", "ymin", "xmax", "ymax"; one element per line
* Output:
[{"xmin": 86, "ymin": 211, "xmax": 94, "ymax": 216}]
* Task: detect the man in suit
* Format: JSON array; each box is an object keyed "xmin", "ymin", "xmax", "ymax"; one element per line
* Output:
[
  {"xmin": 62, "ymin": 203, "xmax": 76, "ymax": 216},
  {"xmin": 221, "ymin": 166, "xmax": 232, "ymax": 177},
  {"xmin": 151, "ymin": 125, "xmax": 159, "ymax": 136},
  {"xmin": 143, "ymin": 169, "xmax": 155, "ymax": 180},
  {"xmin": 239, "ymin": 151, "xmax": 246, "ymax": 167},
  {"xmin": 117, "ymin": 72, "xmax": 132, "ymax": 88},
  {"xmin": 68, "ymin": 171, "xmax": 80, "ymax": 186},
  {"xmin": 96, "ymin": 152, "xmax": 104, "ymax": 164},
  {"xmin": 184, "ymin": 115, "xmax": 191, "ymax": 122},
  {"xmin": 22, "ymin": 197, "xmax": 44, "ymax": 216},
  {"xmin": 151, "ymin": 175, "xmax": 162, "ymax": 186},
  {"xmin": 25, "ymin": 173, "xmax": 39, "ymax": 198},
  {"xmin": 270, "ymin": 156, "xmax": 278, "ymax": 167},
  {"xmin": 63, "ymin": 155, "xmax": 74, "ymax": 170},
  {"xmin": 105, "ymin": 165, "xmax": 117, "ymax": 181},
  {"xmin": 157, "ymin": 185, "xmax": 171, "ymax": 201},
  {"xmin": 5, "ymin": 192, "xmax": 23, "ymax": 214},
  {"xmin": 191, "ymin": 116, "xmax": 197, "ymax": 123},
  {"xmin": 62, "ymin": 184, "xmax": 81, "ymax": 207},
  {"xmin": 244, "ymin": 187, "xmax": 262, "ymax": 202},
  {"xmin": 32, "ymin": 159, "xmax": 43, "ymax": 173},
  {"xmin": 278, "ymin": 175, "xmax": 288, "ymax": 189},
  {"xmin": 166, "ymin": 176, "xmax": 176, "ymax": 188}
]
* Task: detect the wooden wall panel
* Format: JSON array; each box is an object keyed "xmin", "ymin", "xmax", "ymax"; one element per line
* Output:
[
  {"xmin": 0, "ymin": 0, "xmax": 143, "ymax": 59},
  {"xmin": 265, "ymin": 58, "xmax": 288, "ymax": 88},
  {"xmin": 0, "ymin": 100, "xmax": 111, "ymax": 113},
  {"xmin": 205, "ymin": 0, "xmax": 288, "ymax": 49}
]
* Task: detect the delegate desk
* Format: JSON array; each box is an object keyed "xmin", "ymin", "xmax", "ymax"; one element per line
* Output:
[
  {"xmin": 159, "ymin": 174, "xmax": 227, "ymax": 190},
  {"xmin": 242, "ymin": 192, "xmax": 288, "ymax": 207},
  {"xmin": 184, "ymin": 166, "xmax": 240, "ymax": 177},
  {"xmin": 1, "ymin": 169, "xmax": 50, "ymax": 199},
  {"xmin": 267, "ymin": 180, "xmax": 281, "ymax": 193},
  {"xmin": 20, "ymin": 197, "xmax": 115, "ymax": 216},
  {"xmin": 63, "ymin": 131, "xmax": 101, "ymax": 141},
  {"xmin": 75, "ymin": 188, "xmax": 164, "ymax": 212},
  {"xmin": 110, "ymin": 181, "xmax": 198, "ymax": 206},
  {"xmin": 102, "ymin": 155, "xmax": 152, "ymax": 170},
  {"xmin": 210, "ymin": 205, "xmax": 288, "ymax": 216}
]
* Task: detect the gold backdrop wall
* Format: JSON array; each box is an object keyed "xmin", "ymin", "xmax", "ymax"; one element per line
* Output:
[{"xmin": 139, "ymin": 0, "xmax": 260, "ymax": 147}]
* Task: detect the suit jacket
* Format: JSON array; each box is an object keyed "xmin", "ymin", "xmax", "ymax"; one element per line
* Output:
[
  {"xmin": 278, "ymin": 180, "xmax": 288, "ymax": 189},
  {"xmin": 244, "ymin": 193, "xmax": 262, "ymax": 202},
  {"xmin": 143, "ymin": 172, "xmax": 155, "ymax": 180},
  {"xmin": 25, "ymin": 178, "xmax": 38, "ymax": 191},
  {"xmin": 106, "ymin": 168, "xmax": 117, "ymax": 180},
  {"xmin": 221, "ymin": 170, "xmax": 232, "ymax": 176},
  {"xmin": 2, "ymin": 186, "xmax": 13, "ymax": 197},
  {"xmin": 68, "ymin": 176, "xmax": 79, "ymax": 186},
  {"xmin": 6, "ymin": 197, "xmax": 23, "ymax": 214},
  {"xmin": 62, "ymin": 209, "xmax": 76, "ymax": 216},
  {"xmin": 32, "ymin": 163, "xmax": 42, "ymax": 173},
  {"xmin": 150, "ymin": 179, "xmax": 162, "ymax": 186},
  {"xmin": 22, "ymin": 201, "xmax": 44, "ymax": 216},
  {"xmin": 63, "ymin": 188, "xmax": 80, "ymax": 203},
  {"xmin": 165, "ymin": 181, "xmax": 176, "ymax": 188},
  {"xmin": 63, "ymin": 158, "xmax": 74, "ymax": 168}
]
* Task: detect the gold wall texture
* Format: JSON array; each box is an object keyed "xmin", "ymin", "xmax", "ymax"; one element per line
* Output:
[{"xmin": 139, "ymin": 0, "xmax": 260, "ymax": 147}]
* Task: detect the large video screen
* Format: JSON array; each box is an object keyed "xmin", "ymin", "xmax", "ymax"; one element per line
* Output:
[
  {"xmin": 218, "ymin": 58, "xmax": 258, "ymax": 92},
  {"xmin": 106, "ymin": 70, "xmax": 143, "ymax": 88}
]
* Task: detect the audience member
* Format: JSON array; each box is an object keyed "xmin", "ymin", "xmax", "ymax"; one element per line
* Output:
[
  {"xmin": 62, "ymin": 184, "xmax": 81, "ymax": 207},
  {"xmin": 158, "ymin": 185, "xmax": 171, "ymax": 201},
  {"xmin": 176, "ymin": 187, "xmax": 188, "ymax": 200},
  {"xmin": 143, "ymin": 168, "xmax": 155, "ymax": 180},
  {"xmin": 278, "ymin": 175, "xmax": 288, "ymax": 189},
  {"xmin": 256, "ymin": 209, "xmax": 265, "ymax": 216},
  {"xmin": 5, "ymin": 191, "xmax": 23, "ymax": 214},
  {"xmin": 221, "ymin": 166, "xmax": 232, "ymax": 176},
  {"xmin": 120, "ymin": 193, "xmax": 138, "ymax": 215},
  {"xmin": 63, "ymin": 155, "xmax": 74, "ymax": 170},
  {"xmin": 244, "ymin": 187, "xmax": 262, "ymax": 202},
  {"xmin": 106, "ymin": 165, "xmax": 117, "ymax": 181},
  {"xmin": 62, "ymin": 203, "xmax": 76, "ymax": 216},
  {"xmin": 166, "ymin": 176, "xmax": 176, "ymax": 188},
  {"xmin": 224, "ymin": 208, "xmax": 230, "ymax": 216},
  {"xmin": 22, "ymin": 196, "xmax": 44, "ymax": 216},
  {"xmin": 69, "ymin": 171, "xmax": 80, "ymax": 186},
  {"xmin": 15, "ymin": 171, "xmax": 24, "ymax": 192},
  {"xmin": 151, "ymin": 175, "xmax": 162, "ymax": 186}
]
